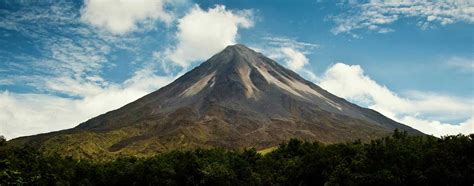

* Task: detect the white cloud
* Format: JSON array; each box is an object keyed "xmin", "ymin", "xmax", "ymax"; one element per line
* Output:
[
  {"xmin": 0, "ymin": 79, "xmax": 13, "ymax": 85},
  {"xmin": 318, "ymin": 63, "xmax": 474, "ymax": 136},
  {"xmin": 446, "ymin": 56, "xmax": 474, "ymax": 72},
  {"xmin": 262, "ymin": 37, "xmax": 320, "ymax": 50},
  {"xmin": 280, "ymin": 47, "xmax": 310, "ymax": 71},
  {"xmin": 256, "ymin": 37, "xmax": 319, "ymax": 81},
  {"xmin": 166, "ymin": 5, "xmax": 254, "ymax": 67},
  {"xmin": 44, "ymin": 77, "xmax": 107, "ymax": 97},
  {"xmin": 399, "ymin": 116, "xmax": 473, "ymax": 137},
  {"xmin": 331, "ymin": 0, "xmax": 474, "ymax": 36},
  {"xmin": 0, "ymin": 69, "xmax": 176, "ymax": 140},
  {"xmin": 0, "ymin": 3, "xmax": 127, "ymax": 98},
  {"xmin": 46, "ymin": 37, "xmax": 110, "ymax": 77},
  {"xmin": 80, "ymin": 0, "xmax": 174, "ymax": 34},
  {"xmin": 0, "ymin": 3, "xmax": 77, "ymax": 39}
]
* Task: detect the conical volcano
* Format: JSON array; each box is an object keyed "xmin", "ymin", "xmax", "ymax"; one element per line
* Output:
[{"xmin": 12, "ymin": 44, "xmax": 422, "ymax": 158}]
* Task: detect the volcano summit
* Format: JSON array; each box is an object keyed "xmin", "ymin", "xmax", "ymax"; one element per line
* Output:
[{"xmin": 13, "ymin": 44, "xmax": 421, "ymax": 158}]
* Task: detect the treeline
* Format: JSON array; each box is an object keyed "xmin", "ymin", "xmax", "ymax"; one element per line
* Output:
[{"xmin": 1, "ymin": 130, "xmax": 473, "ymax": 185}]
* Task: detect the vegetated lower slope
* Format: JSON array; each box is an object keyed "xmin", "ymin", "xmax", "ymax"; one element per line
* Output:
[
  {"xmin": 10, "ymin": 44, "xmax": 422, "ymax": 159},
  {"xmin": 1, "ymin": 131, "xmax": 472, "ymax": 185}
]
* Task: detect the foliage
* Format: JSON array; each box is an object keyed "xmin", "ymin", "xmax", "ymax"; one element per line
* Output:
[
  {"xmin": 1, "ymin": 130, "xmax": 473, "ymax": 185},
  {"xmin": 0, "ymin": 136, "xmax": 5, "ymax": 146}
]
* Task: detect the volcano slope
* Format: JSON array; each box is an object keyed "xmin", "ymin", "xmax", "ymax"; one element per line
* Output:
[{"xmin": 11, "ymin": 44, "xmax": 422, "ymax": 158}]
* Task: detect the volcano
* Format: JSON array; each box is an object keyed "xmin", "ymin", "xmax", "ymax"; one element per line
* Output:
[{"xmin": 12, "ymin": 44, "xmax": 421, "ymax": 158}]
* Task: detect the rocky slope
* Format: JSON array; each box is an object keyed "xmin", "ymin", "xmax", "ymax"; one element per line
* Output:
[{"xmin": 11, "ymin": 44, "xmax": 422, "ymax": 158}]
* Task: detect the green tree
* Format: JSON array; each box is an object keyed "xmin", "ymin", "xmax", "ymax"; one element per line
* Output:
[
  {"xmin": 0, "ymin": 135, "xmax": 6, "ymax": 146},
  {"xmin": 0, "ymin": 131, "xmax": 473, "ymax": 185}
]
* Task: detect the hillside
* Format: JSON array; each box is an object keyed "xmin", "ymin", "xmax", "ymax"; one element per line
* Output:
[{"xmin": 10, "ymin": 44, "xmax": 422, "ymax": 159}]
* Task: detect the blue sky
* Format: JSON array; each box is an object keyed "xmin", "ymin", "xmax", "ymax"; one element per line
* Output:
[{"xmin": 0, "ymin": 0, "xmax": 473, "ymax": 139}]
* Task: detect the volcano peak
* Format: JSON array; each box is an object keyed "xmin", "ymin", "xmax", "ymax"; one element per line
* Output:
[
  {"xmin": 12, "ymin": 44, "xmax": 422, "ymax": 158},
  {"xmin": 223, "ymin": 43, "xmax": 253, "ymax": 52}
]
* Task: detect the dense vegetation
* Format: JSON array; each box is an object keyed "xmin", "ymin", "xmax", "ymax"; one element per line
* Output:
[{"xmin": 1, "ymin": 130, "xmax": 473, "ymax": 185}]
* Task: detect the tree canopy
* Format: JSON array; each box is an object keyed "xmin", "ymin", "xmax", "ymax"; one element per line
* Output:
[{"xmin": 1, "ymin": 130, "xmax": 473, "ymax": 185}]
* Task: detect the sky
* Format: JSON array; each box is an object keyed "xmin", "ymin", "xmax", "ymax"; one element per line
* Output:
[{"xmin": 0, "ymin": 0, "xmax": 473, "ymax": 139}]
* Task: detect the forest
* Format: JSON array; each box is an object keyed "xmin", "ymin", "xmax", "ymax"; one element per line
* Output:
[{"xmin": 1, "ymin": 130, "xmax": 473, "ymax": 185}]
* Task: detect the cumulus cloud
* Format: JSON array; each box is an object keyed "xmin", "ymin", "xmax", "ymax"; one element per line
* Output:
[
  {"xmin": 400, "ymin": 116, "xmax": 473, "ymax": 137},
  {"xmin": 280, "ymin": 48, "xmax": 319, "ymax": 81},
  {"xmin": 0, "ymin": 69, "xmax": 176, "ymax": 140},
  {"xmin": 80, "ymin": 0, "xmax": 174, "ymax": 34},
  {"xmin": 166, "ymin": 5, "xmax": 254, "ymax": 67},
  {"xmin": 280, "ymin": 47, "xmax": 309, "ymax": 71},
  {"xmin": 318, "ymin": 63, "xmax": 474, "ymax": 136},
  {"xmin": 331, "ymin": 0, "xmax": 474, "ymax": 36}
]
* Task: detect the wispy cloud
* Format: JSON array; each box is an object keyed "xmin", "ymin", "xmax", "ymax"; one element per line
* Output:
[
  {"xmin": 445, "ymin": 56, "xmax": 474, "ymax": 72},
  {"xmin": 262, "ymin": 37, "xmax": 320, "ymax": 50},
  {"xmin": 0, "ymin": 3, "xmax": 103, "ymax": 83},
  {"xmin": 330, "ymin": 0, "xmax": 474, "ymax": 36},
  {"xmin": 0, "ymin": 2, "xmax": 152, "ymax": 98}
]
